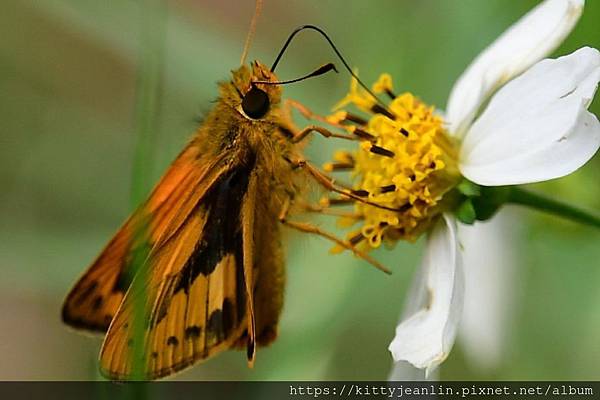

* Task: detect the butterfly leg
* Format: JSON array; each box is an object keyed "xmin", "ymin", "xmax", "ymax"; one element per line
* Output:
[
  {"xmin": 285, "ymin": 156, "xmax": 401, "ymax": 214},
  {"xmin": 296, "ymin": 201, "xmax": 362, "ymax": 219},
  {"xmin": 282, "ymin": 98, "xmax": 326, "ymax": 124},
  {"xmin": 291, "ymin": 125, "xmax": 357, "ymax": 143},
  {"xmin": 283, "ymin": 98, "xmax": 355, "ymax": 128},
  {"xmin": 278, "ymin": 196, "xmax": 390, "ymax": 274},
  {"xmin": 283, "ymin": 98, "xmax": 372, "ymax": 129},
  {"xmin": 282, "ymin": 99, "xmax": 359, "ymax": 143}
]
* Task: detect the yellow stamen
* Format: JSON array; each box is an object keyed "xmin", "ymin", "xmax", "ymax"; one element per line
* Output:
[
  {"xmin": 332, "ymin": 73, "xmax": 376, "ymax": 111},
  {"xmin": 372, "ymin": 73, "xmax": 393, "ymax": 94},
  {"xmin": 326, "ymin": 111, "xmax": 349, "ymax": 125},
  {"xmin": 327, "ymin": 74, "xmax": 461, "ymax": 247}
]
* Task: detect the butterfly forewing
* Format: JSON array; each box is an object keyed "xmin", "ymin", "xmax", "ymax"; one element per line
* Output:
[{"xmin": 61, "ymin": 143, "xmax": 219, "ymax": 332}]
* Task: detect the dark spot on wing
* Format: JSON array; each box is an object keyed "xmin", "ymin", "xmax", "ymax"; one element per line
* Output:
[
  {"xmin": 205, "ymin": 299, "xmax": 236, "ymax": 344},
  {"xmin": 184, "ymin": 325, "xmax": 202, "ymax": 340},
  {"xmin": 113, "ymin": 243, "xmax": 148, "ymax": 294},
  {"xmin": 113, "ymin": 268, "xmax": 132, "ymax": 293},
  {"xmin": 222, "ymin": 299, "xmax": 234, "ymax": 337},
  {"xmin": 167, "ymin": 336, "xmax": 179, "ymax": 346},
  {"xmin": 74, "ymin": 281, "xmax": 98, "ymax": 304},
  {"xmin": 207, "ymin": 309, "xmax": 224, "ymax": 342},
  {"xmin": 92, "ymin": 296, "xmax": 103, "ymax": 311}
]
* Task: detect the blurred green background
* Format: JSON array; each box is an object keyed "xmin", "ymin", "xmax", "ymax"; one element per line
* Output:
[{"xmin": 1, "ymin": 0, "xmax": 599, "ymax": 381}]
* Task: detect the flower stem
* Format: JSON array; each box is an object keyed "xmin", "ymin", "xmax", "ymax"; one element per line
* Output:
[{"xmin": 507, "ymin": 187, "xmax": 600, "ymax": 229}]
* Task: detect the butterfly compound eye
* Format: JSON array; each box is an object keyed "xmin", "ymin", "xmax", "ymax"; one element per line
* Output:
[{"xmin": 242, "ymin": 86, "xmax": 270, "ymax": 119}]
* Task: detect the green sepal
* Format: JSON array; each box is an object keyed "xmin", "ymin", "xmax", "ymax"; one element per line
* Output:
[
  {"xmin": 455, "ymin": 199, "xmax": 477, "ymax": 225},
  {"xmin": 448, "ymin": 184, "xmax": 511, "ymax": 223},
  {"xmin": 456, "ymin": 179, "xmax": 481, "ymax": 198}
]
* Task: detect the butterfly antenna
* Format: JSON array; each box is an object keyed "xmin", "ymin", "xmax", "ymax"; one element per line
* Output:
[
  {"xmin": 270, "ymin": 24, "xmax": 388, "ymax": 110},
  {"xmin": 253, "ymin": 63, "xmax": 338, "ymax": 86},
  {"xmin": 240, "ymin": 0, "xmax": 263, "ymax": 66}
]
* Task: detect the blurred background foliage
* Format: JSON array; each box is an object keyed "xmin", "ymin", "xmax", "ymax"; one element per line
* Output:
[{"xmin": 1, "ymin": 0, "xmax": 599, "ymax": 381}]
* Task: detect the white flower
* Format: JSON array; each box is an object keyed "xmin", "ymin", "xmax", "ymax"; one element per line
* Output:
[{"xmin": 387, "ymin": 0, "xmax": 600, "ymax": 376}]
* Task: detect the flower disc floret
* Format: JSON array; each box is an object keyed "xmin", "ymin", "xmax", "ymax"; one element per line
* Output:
[{"xmin": 327, "ymin": 75, "xmax": 461, "ymax": 247}]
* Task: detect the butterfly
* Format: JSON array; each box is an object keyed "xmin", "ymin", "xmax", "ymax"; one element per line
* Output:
[{"xmin": 61, "ymin": 20, "xmax": 391, "ymax": 380}]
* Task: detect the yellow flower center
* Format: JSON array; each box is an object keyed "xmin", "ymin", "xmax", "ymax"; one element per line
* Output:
[{"xmin": 324, "ymin": 74, "xmax": 461, "ymax": 248}]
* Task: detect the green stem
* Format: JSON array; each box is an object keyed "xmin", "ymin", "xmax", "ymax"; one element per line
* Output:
[
  {"xmin": 507, "ymin": 187, "xmax": 600, "ymax": 229},
  {"xmin": 131, "ymin": 0, "xmax": 166, "ymax": 207},
  {"xmin": 129, "ymin": 0, "xmax": 166, "ymax": 383}
]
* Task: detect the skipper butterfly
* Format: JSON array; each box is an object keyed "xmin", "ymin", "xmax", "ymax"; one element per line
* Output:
[{"xmin": 62, "ymin": 8, "xmax": 390, "ymax": 379}]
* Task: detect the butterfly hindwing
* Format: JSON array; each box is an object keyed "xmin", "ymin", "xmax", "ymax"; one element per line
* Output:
[{"xmin": 99, "ymin": 154, "xmax": 257, "ymax": 380}]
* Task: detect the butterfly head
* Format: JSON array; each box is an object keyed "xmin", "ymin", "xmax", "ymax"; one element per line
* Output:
[{"xmin": 226, "ymin": 61, "xmax": 282, "ymax": 121}]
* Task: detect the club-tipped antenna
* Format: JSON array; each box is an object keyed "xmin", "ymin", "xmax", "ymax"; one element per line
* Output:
[
  {"xmin": 240, "ymin": 0, "xmax": 263, "ymax": 66},
  {"xmin": 270, "ymin": 24, "xmax": 388, "ymax": 110},
  {"xmin": 253, "ymin": 63, "xmax": 338, "ymax": 86}
]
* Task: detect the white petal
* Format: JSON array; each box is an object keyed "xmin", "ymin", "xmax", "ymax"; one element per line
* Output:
[
  {"xmin": 446, "ymin": 0, "xmax": 584, "ymax": 138},
  {"xmin": 388, "ymin": 215, "xmax": 464, "ymax": 375},
  {"xmin": 458, "ymin": 209, "xmax": 519, "ymax": 371},
  {"xmin": 388, "ymin": 361, "xmax": 435, "ymax": 381},
  {"xmin": 461, "ymin": 47, "xmax": 600, "ymax": 185}
]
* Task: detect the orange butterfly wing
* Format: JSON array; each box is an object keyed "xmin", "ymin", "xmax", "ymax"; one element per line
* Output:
[{"xmin": 61, "ymin": 142, "xmax": 222, "ymax": 332}]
